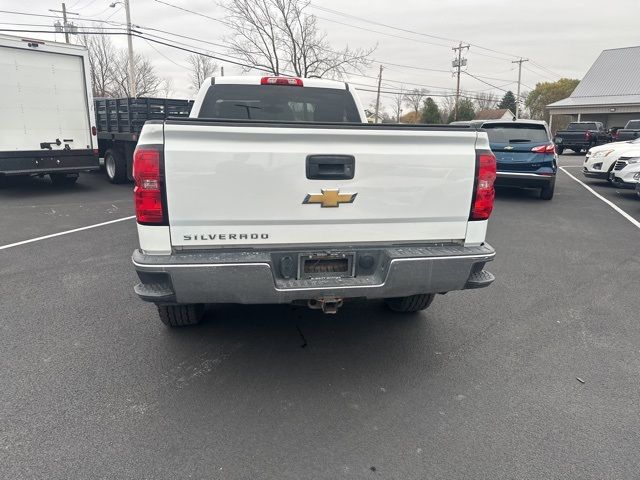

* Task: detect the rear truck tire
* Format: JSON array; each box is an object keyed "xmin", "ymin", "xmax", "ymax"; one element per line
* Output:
[
  {"xmin": 540, "ymin": 183, "xmax": 555, "ymax": 200},
  {"xmin": 49, "ymin": 173, "xmax": 79, "ymax": 186},
  {"xmin": 385, "ymin": 293, "xmax": 435, "ymax": 313},
  {"xmin": 556, "ymin": 146, "xmax": 564, "ymax": 155},
  {"xmin": 157, "ymin": 304, "xmax": 205, "ymax": 327},
  {"xmin": 104, "ymin": 148, "xmax": 127, "ymax": 184},
  {"xmin": 573, "ymin": 148, "xmax": 582, "ymax": 154}
]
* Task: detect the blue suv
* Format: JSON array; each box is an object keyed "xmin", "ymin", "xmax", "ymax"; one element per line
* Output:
[{"xmin": 480, "ymin": 120, "xmax": 557, "ymax": 200}]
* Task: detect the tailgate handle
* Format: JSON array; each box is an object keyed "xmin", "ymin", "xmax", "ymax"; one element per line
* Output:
[{"xmin": 306, "ymin": 155, "xmax": 355, "ymax": 180}]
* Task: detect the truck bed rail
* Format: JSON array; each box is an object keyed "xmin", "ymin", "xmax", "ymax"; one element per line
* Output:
[{"xmin": 95, "ymin": 97, "xmax": 193, "ymax": 135}]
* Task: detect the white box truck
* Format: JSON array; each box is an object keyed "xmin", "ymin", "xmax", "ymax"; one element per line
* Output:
[{"xmin": 0, "ymin": 34, "xmax": 99, "ymax": 185}]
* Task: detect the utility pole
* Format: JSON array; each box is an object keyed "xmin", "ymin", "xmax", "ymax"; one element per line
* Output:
[
  {"xmin": 110, "ymin": 1, "xmax": 136, "ymax": 96},
  {"xmin": 452, "ymin": 42, "xmax": 469, "ymax": 121},
  {"xmin": 49, "ymin": 3, "xmax": 79, "ymax": 43},
  {"xmin": 124, "ymin": 0, "xmax": 136, "ymax": 97},
  {"xmin": 220, "ymin": 66, "xmax": 225, "ymax": 77},
  {"xmin": 512, "ymin": 58, "xmax": 529, "ymax": 119},
  {"xmin": 374, "ymin": 65, "xmax": 383, "ymax": 123}
]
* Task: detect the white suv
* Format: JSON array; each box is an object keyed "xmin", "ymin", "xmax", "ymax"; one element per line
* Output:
[
  {"xmin": 583, "ymin": 137, "xmax": 640, "ymax": 182},
  {"xmin": 611, "ymin": 150, "xmax": 640, "ymax": 190}
]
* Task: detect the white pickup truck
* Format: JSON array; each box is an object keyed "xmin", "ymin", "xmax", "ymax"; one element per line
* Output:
[{"xmin": 132, "ymin": 76, "xmax": 497, "ymax": 326}]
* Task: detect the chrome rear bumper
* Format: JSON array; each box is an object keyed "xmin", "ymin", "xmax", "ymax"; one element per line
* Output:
[{"xmin": 132, "ymin": 244, "xmax": 496, "ymax": 304}]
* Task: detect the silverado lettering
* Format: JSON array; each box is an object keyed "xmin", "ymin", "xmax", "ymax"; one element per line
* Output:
[{"xmin": 183, "ymin": 234, "xmax": 269, "ymax": 241}]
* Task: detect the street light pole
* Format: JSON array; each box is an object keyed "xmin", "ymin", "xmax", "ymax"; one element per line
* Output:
[
  {"xmin": 112, "ymin": 0, "xmax": 136, "ymax": 97},
  {"xmin": 123, "ymin": 0, "xmax": 136, "ymax": 97}
]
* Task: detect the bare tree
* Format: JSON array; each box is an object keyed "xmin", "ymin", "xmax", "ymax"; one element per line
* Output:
[
  {"xmin": 77, "ymin": 28, "xmax": 115, "ymax": 97},
  {"xmin": 403, "ymin": 88, "xmax": 428, "ymax": 118},
  {"xmin": 160, "ymin": 77, "xmax": 174, "ymax": 98},
  {"xmin": 439, "ymin": 95, "xmax": 457, "ymax": 123},
  {"xmin": 221, "ymin": 0, "xmax": 374, "ymax": 78},
  {"xmin": 389, "ymin": 86, "xmax": 405, "ymax": 123},
  {"xmin": 474, "ymin": 91, "xmax": 498, "ymax": 111},
  {"xmin": 187, "ymin": 54, "xmax": 217, "ymax": 92},
  {"xmin": 110, "ymin": 51, "xmax": 162, "ymax": 97},
  {"xmin": 366, "ymin": 99, "xmax": 389, "ymax": 123}
]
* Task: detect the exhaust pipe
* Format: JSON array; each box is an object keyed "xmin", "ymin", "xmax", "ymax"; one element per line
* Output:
[{"xmin": 308, "ymin": 298, "xmax": 343, "ymax": 314}]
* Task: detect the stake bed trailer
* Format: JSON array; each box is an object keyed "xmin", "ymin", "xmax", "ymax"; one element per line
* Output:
[{"xmin": 95, "ymin": 97, "xmax": 192, "ymax": 183}]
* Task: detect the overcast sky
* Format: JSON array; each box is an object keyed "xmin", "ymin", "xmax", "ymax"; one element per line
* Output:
[{"xmin": 3, "ymin": 0, "xmax": 639, "ymax": 112}]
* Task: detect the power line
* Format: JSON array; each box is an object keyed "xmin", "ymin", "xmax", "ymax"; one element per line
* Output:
[
  {"xmin": 141, "ymin": 37, "xmax": 189, "ymax": 69},
  {"xmin": 152, "ymin": 0, "xmax": 228, "ymax": 26},
  {"xmin": 523, "ymin": 64, "xmax": 559, "ymax": 81},
  {"xmin": 529, "ymin": 60, "xmax": 563, "ymax": 79},
  {"xmin": 2, "ymin": 25, "xmax": 524, "ymax": 105},
  {"xmin": 463, "ymin": 71, "xmax": 525, "ymax": 98},
  {"xmin": 309, "ymin": 3, "xmax": 564, "ymax": 71},
  {"xmin": 148, "ymin": 0, "xmax": 520, "ymax": 88},
  {"xmin": 313, "ymin": 13, "xmax": 452, "ymax": 49}
]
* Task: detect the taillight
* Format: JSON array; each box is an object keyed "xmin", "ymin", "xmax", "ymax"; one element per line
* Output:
[
  {"xmin": 133, "ymin": 146, "xmax": 164, "ymax": 224},
  {"xmin": 531, "ymin": 144, "xmax": 556, "ymax": 154},
  {"xmin": 91, "ymin": 126, "xmax": 97, "ymax": 136},
  {"xmin": 260, "ymin": 76, "xmax": 303, "ymax": 86},
  {"xmin": 470, "ymin": 151, "xmax": 496, "ymax": 221},
  {"xmin": 585, "ymin": 131, "xmax": 592, "ymax": 140},
  {"xmin": 93, "ymin": 149, "xmax": 99, "ymax": 156}
]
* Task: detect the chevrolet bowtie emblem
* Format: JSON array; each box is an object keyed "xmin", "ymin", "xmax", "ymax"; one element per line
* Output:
[
  {"xmin": 303, "ymin": 189, "xmax": 357, "ymax": 208},
  {"xmin": 504, "ymin": 145, "xmax": 514, "ymax": 150}
]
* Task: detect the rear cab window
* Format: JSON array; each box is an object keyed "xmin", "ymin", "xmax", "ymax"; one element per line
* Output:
[
  {"xmin": 567, "ymin": 123, "xmax": 597, "ymax": 131},
  {"xmin": 481, "ymin": 123, "xmax": 550, "ymax": 143},
  {"xmin": 198, "ymin": 84, "xmax": 361, "ymax": 122}
]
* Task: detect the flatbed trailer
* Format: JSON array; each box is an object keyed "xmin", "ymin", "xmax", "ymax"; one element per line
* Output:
[{"xmin": 95, "ymin": 97, "xmax": 192, "ymax": 183}]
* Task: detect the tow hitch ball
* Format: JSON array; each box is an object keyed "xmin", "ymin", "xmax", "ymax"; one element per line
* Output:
[{"xmin": 308, "ymin": 298, "xmax": 343, "ymax": 314}]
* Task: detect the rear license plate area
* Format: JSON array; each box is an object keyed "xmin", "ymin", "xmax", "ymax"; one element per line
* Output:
[{"xmin": 299, "ymin": 253, "xmax": 355, "ymax": 279}]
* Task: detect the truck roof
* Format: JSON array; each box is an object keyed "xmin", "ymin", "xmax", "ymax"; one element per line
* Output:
[
  {"xmin": 0, "ymin": 33, "xmax": 88, "ymax": 53},
  {"xmin": 207, "ymin": 75, "xmax": 349, "ymax": 90},
  {"xmin": 479, "ymin": 119, "xmax": 548, "ymax": 127}
]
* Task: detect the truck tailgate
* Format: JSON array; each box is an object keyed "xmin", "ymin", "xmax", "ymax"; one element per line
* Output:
[{"xmin": 163, "ymin": 122, "xmax": 479, "ymax": 247}]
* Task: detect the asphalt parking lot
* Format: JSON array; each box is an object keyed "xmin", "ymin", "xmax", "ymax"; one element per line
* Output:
[{"xmin": 1, "ymin": 156, "xmax": 639, "ymax": 479}]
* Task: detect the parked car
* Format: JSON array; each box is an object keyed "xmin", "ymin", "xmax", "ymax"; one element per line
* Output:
[
  {"xmin": 131, "ymin": 76, "xmax": 497, "ymax": 326},
  {"xmin": 449, "ymin": 120, "xmax": 484, "ymax": 127},
  {"xmin": 583, "ymin": 137, "xmax": 640, "ymax": 182},
  {"xmin": 611, "ymin": 151, "xmax": 640, "ymax": 188},
  {"xmin": 616, "ymin": 120, "xmax": 640, "ymax": 142},
  {"xmin": 554, "ymin": 121, "xmax": 611, "ymax": 154},
  {"xmin": 95, "ymin": 97, "xmax": 192, "ymax": 183},
  {"xmin": 0, "ymin": 34, "xmax": 99, "ymax": 185},
  {"xmin": 479, "ymin": 120, "xmax": 556, "ymax": 200},
  {"xmin": 608, "ymin": 126, "xmax": 624, "ymax": 142}
]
